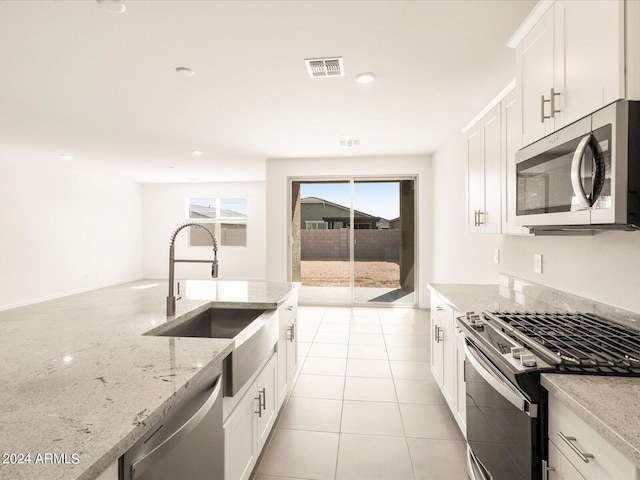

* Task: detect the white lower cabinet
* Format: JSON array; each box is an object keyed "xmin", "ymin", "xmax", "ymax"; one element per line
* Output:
[
  {"xmin": 429, "ymin": 286, "xmax": 466, "ymax": 438},
  {"xmin": 546, "ymin": 393, "xmax": 637, "ymax": 480},
  {"xmin": 276, "ymin": 292, "xmax": 298, "ymax": 409},
  {"xmin": 224, "ymin": 353, "xmax": 278, "ymax": 480}
]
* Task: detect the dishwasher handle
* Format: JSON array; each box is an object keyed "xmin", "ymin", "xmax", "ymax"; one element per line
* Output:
[{"xmin": 131, "ymin": 376, "xmax": 223, "ymax": 479}]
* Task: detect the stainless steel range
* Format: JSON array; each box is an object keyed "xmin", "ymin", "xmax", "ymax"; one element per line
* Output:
[{"xmin": 458, "ymin": 310, "xmax": 640, "ymax": 480}]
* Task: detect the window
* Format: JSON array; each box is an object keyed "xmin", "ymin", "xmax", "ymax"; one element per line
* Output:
[
  {"xmin": 187, "ymin": 197, "xmax": 248, "ymax": 247},
  {"xmin": 305, "ymin": 221, "xmax": 328, "ymax": 230}
]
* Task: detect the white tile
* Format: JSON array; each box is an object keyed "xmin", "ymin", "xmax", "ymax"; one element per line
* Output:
[
  {"xmin": 340, "ymin": 401, "xmax": 404, "ymax": 436},
  {"xmin": 349, "ymin": 323, "xmax": 383, "ymax": 334},
  {"xmin": 394, "ymin": 378, "xmax": 445, "ymax": 405},
  {"xmin": 343, "ymin": 377, "xmax": 397, "ymax": 402},
  {"xmin": 322, "ymin": 307, "xmax": 353, "ymax": 323},
  {"xmin": 277, "ymin": 397, "xmax": 343, "ymax": 433},
  {"xmin": 317, "ymin": 323, "xmax": 350, "ymax": 334},
  {"xmin": 298, "ymin": 306, "xmax": 327, "ymax": 320},
  {"xmin": 291, "ymin": 374, "xmax": 344, "ymax": 400},
  {"xmin": 381, "ymin": 324, "xmax": 428, "ymax": 335},
  {"xmin": 346, "ymin": 358, "xmax": 392, "ymax": 378},
  {"xmin": 297, "ymin": 322, "xmax": 321, "ymax": 334},
  {"xmin": 384, "ymin": 334, "xmax": 429, "ymax": 347},
  {"xmin": 307, "ymin": 343, "xmax": 349, "ymax": 358},
  {"xmin": 390, "ymin": 360, "xmax": 431, "ymax": 380},
  {"xmin": 296, "ymin": 331, "xmax": 317, "ymax": 343},
  {"xmin": 350, "ymin": 315, "xmax": 381, "ymax": 325},
  {"xmin": 297, "ymin": 342, "xmax": 312, "ymax": 358},
  {"xmin": 349, "ymin": 333, "xmax": 385, "ymax": 346},
  {"xmin": 347, "ymin": 344, "xmax": 388, "ymax": 360},
  {"xmin": 302, "ymin": 356, "xmax": 347, "ymax": 376},
  {"xmin": 336, "ymin": 434, "xmax": 413, "ymax": 480},
  {"xmin": 313, "ymin": 331, "xmax": 350, "ymax": 344},
  {"xmin": 386, "ymin": 345, "xmax": 429, "ymax": 362},
  {"xmin": 351, "ymin": 307, "xmax": 379, "ymax": 317},
  {"xmin": 407, "ymin": 437, "xmax": 468, "ymax": 480},
  {"xmin": 399, "ymin": 403, "xmax": 463, "ymax": 440},
  {"xmin": 257, "ymin": 429, "xmax": 339, "ymax": 480}
]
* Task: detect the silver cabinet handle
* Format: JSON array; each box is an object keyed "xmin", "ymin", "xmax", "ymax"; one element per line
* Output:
[
  {"xmin": 260, "ymin": 387, "xmax": 266, "ymax": 411},
  {"xmin": 436, "ymin": 306, "xmax": 444, "ymax": 312},
  {"xmin": 255, "ymin": 390, "xmax": 263, "ymax": 417},
  {"xmin": 477, "ymin": 210, "xmax": 484, "ymax": 225},
  {"xmin": 557, "ymin": 432, "xmax": 594, "ymax": 463},
  {"xmin": 542, "ymin": 459, "xmax": 555, "ymax": 480},
  {"xmin": 541, "ymin": 94, "xmax": 551, "ymax": 123},
  {"xmin": 434, "ymin": 325, "xmax": 443, "ymax": 343},
  {"xmin": 287, "ymin": 325, "xmax": 295, "ymax": 342},
  {"xmin": 550, "ymin": 88, "xmax": 561, "ymax": 117}
]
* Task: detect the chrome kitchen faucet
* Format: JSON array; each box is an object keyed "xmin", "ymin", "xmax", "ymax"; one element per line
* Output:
[{"xmin": 167, "ymin": 222, "xmax": 219, "ymax": 316}]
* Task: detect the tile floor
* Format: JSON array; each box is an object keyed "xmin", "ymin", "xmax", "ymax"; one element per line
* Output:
[{"xmin": 250, "ymin": 306, "xmax": 468, "ymax": 480}]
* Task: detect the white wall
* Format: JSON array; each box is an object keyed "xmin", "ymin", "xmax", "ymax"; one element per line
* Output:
[
  {"xmin": 141, "ymin": 182, "xmax": 266, "ymax": 281},
  {"xmin": 265, "ymin": 155, "xmax": 432, "ymax": 307},
  {"xmin": 430, "ymin": 130, "xmax": 501, "ymax": 284},
  {"xmin": 0, "ymin": 159, "xmax": 143, "ymax": 310}
]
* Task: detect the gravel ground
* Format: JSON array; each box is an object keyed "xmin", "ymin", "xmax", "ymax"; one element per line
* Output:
[{"xmin": 301, "ymin": 260, "xmax": 400, "ymax": 288}]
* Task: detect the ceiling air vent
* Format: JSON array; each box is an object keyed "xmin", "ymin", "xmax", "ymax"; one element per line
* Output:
[{"xmin": 305, "ymin": 57, "xmax": 344, "ymax": 78}]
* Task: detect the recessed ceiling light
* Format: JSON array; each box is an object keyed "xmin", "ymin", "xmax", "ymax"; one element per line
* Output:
[
  {"xmin": 176, "ymin": 67, "xmax": 195, "ymax": 77},
  {"xmin": 60, "ymin": 154, "xmax": 73, "ymax": 160},
  {"xmin": 192, "ymin": 150, "xmax": 204, "ymax": 156},
  {"xmin": 97, "ymin": 0, "xmax": 126, "ymax": 14},
  {"xmin": 355, "ymin": 72, "xmax": 376, "ymax": 84}
]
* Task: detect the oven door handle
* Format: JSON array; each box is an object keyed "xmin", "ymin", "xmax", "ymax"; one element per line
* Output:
[{"xmin": 464, "ymin": 340, "xmax": 537, "ymax": 417}]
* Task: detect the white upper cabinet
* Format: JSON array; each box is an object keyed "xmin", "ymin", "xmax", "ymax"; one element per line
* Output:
[
  {"xmin": 501, "ymin": 89, "xmax": 530, "ymax": 235},
  {"xmin": 518, "ymin": 5, "xmax": 555, "ymax": 147},
  {"xmin": 517, "ymin": 0, "xmax": 625, "ymax": 147},
  {"xmin": 467, "ymin": 104, "xmax": 502, "ymax": 233}
]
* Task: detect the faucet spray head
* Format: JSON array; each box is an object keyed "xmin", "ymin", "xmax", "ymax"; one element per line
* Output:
[{"xmin": 212, "ymin": 260, "xmax": 219, "ymax": 278}]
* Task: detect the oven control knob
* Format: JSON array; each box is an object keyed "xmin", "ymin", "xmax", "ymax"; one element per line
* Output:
[
  {"xmin": 511, "ymin": 347, "xmax": 526, "ymax": 359},
  {"xmin": 520, "ymin": 354, "xmax": 537, "ymax": 367}
]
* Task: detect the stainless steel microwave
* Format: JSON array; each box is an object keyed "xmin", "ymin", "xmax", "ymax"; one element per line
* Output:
[{"xmin": 515, "ymin": 100, "xmax": 640, "ymax": 234}]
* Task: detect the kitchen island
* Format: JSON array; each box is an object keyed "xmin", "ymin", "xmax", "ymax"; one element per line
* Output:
[{"xmin": 0, "ymin": 279, "xmax": 296, "ymax": 480}]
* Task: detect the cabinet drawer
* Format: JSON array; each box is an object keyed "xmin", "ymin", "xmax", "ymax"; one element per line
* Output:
[
  {"xmin": 548, "ymin": 439, "xmax": 585, "ymax": 480},
  {"xmin": 548, "ymin": 395, "xmax": 635, "ymax": 480}
]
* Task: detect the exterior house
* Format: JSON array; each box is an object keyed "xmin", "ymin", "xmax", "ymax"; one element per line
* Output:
[{"xmin": 300, "ymin": 196, "xmax": 387, "ymax": 229}]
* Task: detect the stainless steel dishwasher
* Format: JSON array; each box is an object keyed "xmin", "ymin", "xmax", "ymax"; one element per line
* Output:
[{"xmin": 121, "ymin": 367, "xmax": 224, "ymax": 480}]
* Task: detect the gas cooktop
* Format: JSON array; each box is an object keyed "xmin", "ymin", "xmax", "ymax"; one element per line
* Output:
[{"xmin": 473, "ymin": 311, "xmax": 640, "ymax": 375}]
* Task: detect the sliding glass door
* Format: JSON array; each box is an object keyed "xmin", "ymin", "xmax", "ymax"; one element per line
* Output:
[{"xmin": 291, "ymin": 177, "xmax": 415, "ymax": 306}]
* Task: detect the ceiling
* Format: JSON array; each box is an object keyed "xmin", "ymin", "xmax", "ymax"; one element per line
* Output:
[{"xmin": 0, "ymin": 0, "xmax": 536, "ymax": 183}]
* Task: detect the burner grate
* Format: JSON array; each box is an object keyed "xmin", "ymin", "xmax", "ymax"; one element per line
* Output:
[{"xmin": 486, "ymin": 311, "xmax": 640, "ymax": 375}]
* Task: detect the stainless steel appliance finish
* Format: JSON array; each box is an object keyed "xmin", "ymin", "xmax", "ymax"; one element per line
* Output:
[
  {"xmin": 121, "ymin": 368, "xmax": 224, "ymax": 480},
  {"xmin": 459, "ymin": 310, "xmax": 640, "ymax": 480},
  {"xmin": 515, "ymin": 100, "xmax": 640, "ymax": 233},
  {"xmin": 152, "ymin": 307, "xmax": 278, "ymax": 397},
  {"xmin": 167, "ymin": 222, "xmax": 219, "ymax": 316}
]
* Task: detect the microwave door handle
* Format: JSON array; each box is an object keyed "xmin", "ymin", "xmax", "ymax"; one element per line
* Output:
[{"xmin": 571, "ymin": 134, "xmax": 594, "ymax": 209}]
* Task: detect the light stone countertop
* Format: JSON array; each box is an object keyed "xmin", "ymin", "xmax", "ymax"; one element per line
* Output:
[
  {"xmin": 541, "ymin": 374, "xmax": 640, "ymax": 470},
  {"xmin": 428, "ymin": 280, "xmax": 640, "ymax": 470},
  {"xmin": 0, "ymin": 279, "xmax": 296, "ymax": 480}
]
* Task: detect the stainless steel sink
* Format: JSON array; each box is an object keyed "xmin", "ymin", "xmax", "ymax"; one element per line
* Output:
[
  {"xmin": 148, "ymin": 307, "xmax": 278, "ymax": 397},
  {"xmin": 157, "ymin": 308, "xmax": 266, "ymax": 339}
]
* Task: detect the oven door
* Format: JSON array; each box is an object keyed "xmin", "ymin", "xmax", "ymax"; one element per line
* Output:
[{"xmin": 464, "ymin": 338, "xmax": 540, "ymax": 480}]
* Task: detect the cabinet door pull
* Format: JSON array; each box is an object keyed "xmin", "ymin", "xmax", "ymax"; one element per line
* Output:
[
  {"xmin": 557, "ymin": 432, "xmax": 594, "ymax": 463},
  {"xmin": 477, "ymin": 210, "xmax": 484, "ymax": 226},
  {"xmin": 542, "ymin": 460, "xmax": 555, "ymax": 480},
  {"xmin": 541, "ymin": 94, "xmax": 551, "ymax": 123},
  {"xmin": 260, "ymin": 387, "xmax": 266, "ymax": 411},
  {"xmin": 550, "ymin": 88, "xmax": 561, "ymax": 117},
  {"xmin": 287, "ymin": 325, "xmax": 295, "ymax": 342},
  {"xmin": 255, "ymin": 392, "xmax": 263, "ymax": 418}
]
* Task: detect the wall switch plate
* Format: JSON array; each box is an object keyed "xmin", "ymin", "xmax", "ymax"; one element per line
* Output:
[
  {"xmin": 493, "ymin": 248, "xmax": 500, "ymax": 264},
  {"xmin": 534, "ymin": 254, "xmax": 543, "ymax": 274}
]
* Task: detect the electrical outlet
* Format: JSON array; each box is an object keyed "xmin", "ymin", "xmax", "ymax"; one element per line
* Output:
[
  {"xmin": 493, "ymin": 248, "xmax": 500, "ymax": 264},
  {"xmin": 534, "ymin": 254, "xmax": 543, "ymax": 274}
]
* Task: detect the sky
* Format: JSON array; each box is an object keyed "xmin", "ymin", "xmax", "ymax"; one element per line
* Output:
[{"xmin": 300, "ymin": 182, "xmax": 400, "ymax": 220}]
